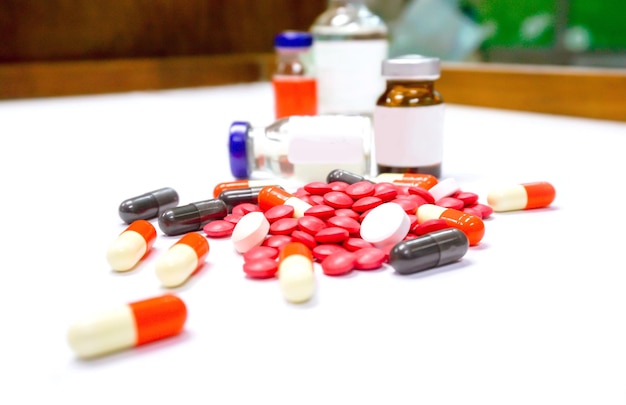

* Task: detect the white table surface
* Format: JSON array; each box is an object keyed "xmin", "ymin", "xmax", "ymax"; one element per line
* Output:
[{"xmin": 1, "ymin": 82, "xmax": 625, "ymax": 404}]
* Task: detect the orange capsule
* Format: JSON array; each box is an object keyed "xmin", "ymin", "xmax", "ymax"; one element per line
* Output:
[
  {"xmin": 155, "ymin": 232, "xmax": 210, "ymax": 288},
  {"xmin": 67, "ymin": 294, "xmax": 187, "ymax": 359},
  {"xmin": 416, "ymin": 204, "xmax": 485, "ymax": 246},
  {"xmin": 258, "ymin": 186, "xmax": 312, "ymax": 218},
  {"xmin": 106, "ymin": 220, "xmax": 157, "ymax": 272},
  {"xmin": 487, "ymin": 182, "xmax": 556, "ymax": 212},
  {"xmin": 213, "ymin": 179, "xmax": 279, "ymax": 199},
  {"xmin": 374, "ymin": 173, "xmax": 439, "ymax": 190}
]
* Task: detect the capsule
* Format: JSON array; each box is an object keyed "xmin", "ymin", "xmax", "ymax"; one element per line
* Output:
[
  {"xmin": 374, "ymin": 173, "xmax": 438, "ymax": 189},
  {"xmin": 258, "ymin": 186, "xmax": 312, "ymax": 218},
  {"xmin": 389, "ymin": 228, "xmax": 469, "ymax": 274},
  {"xmin": 158, "ymin": 199, "xmax": 227, "ymax": 236},
  {"xmin": 213, "ymin": 179, "xmax": 280, "ymax": 199},
  {"xmin": 118, "ymin": 187, "xmax": 179, "ymax": 224},
  {"xmin": 218, "ymin": 185, "xmax": 282, "ymax": 212},
  {"xmin": 155, "ymin": 232, "xmax": 209, "ymax": 288},
  {"xmin": 106, "ymin": 220, "xmax": 157, "ymax": 271},
  {"xmin": 487, "ymin": 182, "xmax": 556, "ymax": 212},
  {"xmin": 417, "ymin": 204, "xmax": 485, "ymax": 246},
  {"xmin": 67, "ymin": 294, "xmax": 187, "ymax": 359},
  {"xmin": 326, "ymin": 169, "xmax": 374, "ymax": 185},
  {"xmin": 278, "ymin": 242, "xmax": 315, "ymax": 303}
]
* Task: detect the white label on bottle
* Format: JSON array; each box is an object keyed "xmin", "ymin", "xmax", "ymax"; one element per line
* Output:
[
  {"xmin": 373, "ymin": 104, "xmax": 445, "ymax": 167},
  {"xmin": 286, "ymin": 116, "xmax": 370, "ymax": 165},
  {"xmin": 312, "ymin": 39, "xmax": 388, "ymax": 114}
]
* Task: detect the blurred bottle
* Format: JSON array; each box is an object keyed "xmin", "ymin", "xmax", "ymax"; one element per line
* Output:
[
  {"xmin": 310, "ymin": 0, "xmax": 389, "ymax": 116},
  {"xmin": 272, "ymin": 31, "xmax": 318, "ymax": 119}
]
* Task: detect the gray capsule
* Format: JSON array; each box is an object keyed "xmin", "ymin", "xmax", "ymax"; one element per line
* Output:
[
  {"xmin": 118, "ymin": 187, "xmax": 179, "ymax": 224},
  {"xmin": 326, "ymin": 169, "xmax": 374, "ymax": 185},
  {"xmin": 389, "ymin": 228, "xmax": 469, "ymax": 275},
  {"xmin": 158, "ymin": 199, "xmax": 227, "ymax": 236}
]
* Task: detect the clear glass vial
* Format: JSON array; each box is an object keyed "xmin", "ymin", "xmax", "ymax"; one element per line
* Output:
[
  {"xmin": 373, "ymin": 54, "xmax": 445, "ymax": 178},
  {"xmin": 228, "ymin": 116, "xmax": 373, "ymax": 183},
  {"xmin": 310, "ymin": 0, "xmax": 388, "ymax": 116},
  {"xmin": 272, "ymin": 31, "xmax": 317, "ymax": 119}
]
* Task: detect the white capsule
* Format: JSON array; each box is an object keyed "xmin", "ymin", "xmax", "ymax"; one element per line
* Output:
[
  {"xmin": 106, "ymin": 220, "xmax": 156, "ymax": 272},
  {"xmin": 155, "ymin": 232, "xmax": 209, "ymax": 288}
]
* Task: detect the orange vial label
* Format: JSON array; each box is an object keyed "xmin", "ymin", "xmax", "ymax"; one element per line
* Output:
[{"xmin": 272, "ymin": 77, "xmax": 317, "ymax": 119}]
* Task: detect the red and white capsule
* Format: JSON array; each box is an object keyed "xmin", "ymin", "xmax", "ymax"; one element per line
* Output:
[
  {"xmin": 106, "ymin": 220, "xmax": 157, "ymax": 272},
  {"xmin": 67, "ymin": 294, "xmax": 187, "ymax": 359},
  {"xmin": 155, "ymin": 232, "xmax": 209, "ymax": 288},
  {"xmin": 417, "ymin": 204, "xmax": 485, "ymax": 246},
  {"xmin": 487, "ymin": 182, "xmax": 556, "ymax": 212},
  {"xmin": 258, "ymin": 185, "xmax": 313, "ymax": 218},
  {"xmin": 278, "ymin": 242, "xmax": 315, "ymax": 304},
  {"xmin": 213, "ymin": 179, "xmax": 279, "ymax": 199},
  {"xmin": 374, "ymin": 173, "xmax": 438, "ymax": 189}
]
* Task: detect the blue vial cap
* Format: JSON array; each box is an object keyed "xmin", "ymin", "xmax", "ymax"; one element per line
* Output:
[
  {"xmin": 229, "ymin": 121, "xmax": 251, "ymax": 179},
  {"xmin": 274, "ymin": 31, "xmax": 313, "ymax": 48}
]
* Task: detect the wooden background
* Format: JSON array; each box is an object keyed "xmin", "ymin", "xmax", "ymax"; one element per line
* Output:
[{"xmin": 1, "ymin": 0, "xmax": 625, "ymax": 121}]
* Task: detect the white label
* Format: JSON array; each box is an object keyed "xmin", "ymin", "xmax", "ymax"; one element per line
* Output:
[
  {"xmin": 286, "ymin": 116, "xmax": 370, "ymax": 165},
  {"xmin": 373, "ymin": 105, "xmax": 445, "ymax": 167},
  {"xmin": 312, "ymin": 40, "xmax": 388, "ymax": 114}
]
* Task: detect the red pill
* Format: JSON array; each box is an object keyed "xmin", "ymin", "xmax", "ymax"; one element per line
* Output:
[
  {"xmin": 327, "ymin": 215, "xmax": 360, "ymax": 235},
  {"xmin": 353, "ymin": 247, "xmax": 386, "ymax": 270},
  {"xmin": 407, "ymin": 186, "xmax": 435, "ymax": 204},
  {"xmin": 269, "ymin": 217, "xmax": 299, "ymax": 235},
  {"xmin": 263, "ymin": 204, "xmax": 295, "ymax": 223},
  {"xmin": 454, "ymin": 192, "xmax": 479, "ymax": 206},
  {"xmin": 352, "ymin": 196, "xmax": 383, "ymax": 213},
  {"xmin": 343, "ymin": 237, "xmax": 374, "ymax": 252},
  {"xmin": 243, "ymin": 258, "xmax": 279, "ymax": 279},
  {"xmin": 243, "ymin": 245, "xmax": 279, "ymax": 262},
  {"xmin": 223, "ymin": 214, "xmax": 243, "ymax": 224},
  {"xmin": 436, "ymin": 197, "xmax": 465, "ymax": 210},
  {"xmin": 232, "ymin": 203, "xmax": 261, "ymax": 217},
  {"xmin": 303, "ymin": 204, "xmax": 335, "ymax": 220},
  {"xmin": 322, "ymin": 251, "xmax": 357, "ymax": 276},
  {"xmin": 466, "ymin": 203, "xmax": 493, "ymax": 219},
  {"xmin": 412, "ymin": 218, "xmax": 450, "ymax": 236},
  {"xmin": 290, "ymin": 230, "xmax": 318, "ymax": 249},
  {"xmin": 315, "ymin": 227, "xmax": 350, "ymax": 244},
  {"xmin": 333, "ymin": 208, "xmax": 361, "ymax": 221},
  {"xmin": 373, "ymin": 182, "xmax": 398, "ymax": 202},
  {"xmin": 298, "ymin": 215, "xmax": 327, "ymax": 235},
  {"xmin": 345, "ymin": 181, "xmax": 375, "ymax": 199},
  {"xmin": 390, "ymin": 198, "xmax": 419, "ymax": 215},
  {"xmin": 304, "ymin": 182, "xmax": 332, "ymax": 195},
  {"xmin": 263, "ymin": 234, "xmax": 293, "ymax": 249},
  {"xmin": 327, "ymin": 181, "xmax": 349, "ymax": 192},
  {"xmin": 203, "ymin": 220, "xmax": 236, "ymax": 238},
  {"xmin": 323, "ymin": 191, "xmax": 354, "ymax": 209},
  {"xmin": 312, "ymin": 244, "xmax": 347, "ymax": 261}
]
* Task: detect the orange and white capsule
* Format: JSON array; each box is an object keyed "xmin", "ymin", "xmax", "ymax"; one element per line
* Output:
[
  {"xmin": 67, "ymin": 294, "xmax": 187, "ymax": 359},
  {"xmin": 417, "ymin": 204, "xmax": 485, "ymax": 246},
  {"xmin": 155, "ymin": 232, "xmax": 209, "ymax": 288},
  {"xmin": 278, "ymin": 242, "xmax": 315, "ymax": 304},
  {"xmin": 106, "ymin": 220, "xmax": 157, "ymax": 272},
  {"xmin": 213, "ymin": 179, "xmax": 279, "ymax": 199},
  {"xmin": 487, "ymin": 182, "xmax": 556, "ymax": 212},
  {"xmin": 258, "ymin": 185, "xmax": 312, "ymax": 218},
  {"xmin": 374, "ymin": 173, "xmax": 438, "ymax": 190}
]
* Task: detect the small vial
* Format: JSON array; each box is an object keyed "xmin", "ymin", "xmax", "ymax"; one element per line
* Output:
[
  {"xmin": 310, "ymin": 0, "xmax": 389, "ymax": 116},
  {"xmin": 258, "ymin": 186, "xmax": 313, "ymax": 218},
  {"xmin": 389, "ymin": 228, "xmax": 469, "ymax": 274},
  {"xmin": 326, "ymin": 168, "xmax": 374, "ymax": 185},
  {"xmin": 487, "ymin": 182, "xmax": 556, "ymax": 212},
  {"xmin": 374, "ymin": 55, "xmax": 445, "ymax": 178},
  {"xmin": 158, "ymin": 199, "xmax": 227, "ymax": 236},
  {"xmin": 213, "ymin": 179, "xmax": 280, "ymax": 199},
  {"xmin": 67, "ymin": 294, "xmax": 187, "ymax": 359},
  {"xmin": 228, "ymin": 115, "xmax": 372, "ymax": 183},
  {"xmin": 118, "ymin": 187, "xmax": 179, "ymax": 224},
  {"xmin": 155, "ymin": 232, "xmax": 210, "ymax": 288},
  {"xmin": 106, "ymin": 220, "xmax": 157, "ymax": 272},
  {"xmin": 375, "ymin": 173, "xmax": 439, "ymax": 190},
  {"xmin": 278, "ymin": 242, "xmax": 315, "ymax": 304},
  {"xmin": 273, "ymin": 31, "xmax": 317, "ymax": 119},
  {"xmin": 417, "ymin": 204, "xmax": 485, "ymax": 246},
  {"xmin": 218, "ymin": 186, "xmax": 281, "ymax": 213}
]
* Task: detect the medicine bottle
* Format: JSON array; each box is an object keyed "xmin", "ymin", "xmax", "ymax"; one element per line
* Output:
[
  {"xmin": 310, "ymin": 0, "xmax": 388, "ymax": 116},
  {"xmin": 272, "ymin": 31, "xmax": 317, "ymax": 119},
  {"xmin": 373, "ymin": 55, "xmax": 444, "ymax": 178},
  {"xmin": 228, "ymin": 116, "xmax": 372, "ymax": 183}
]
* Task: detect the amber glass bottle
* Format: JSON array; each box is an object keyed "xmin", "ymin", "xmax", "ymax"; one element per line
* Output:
[{"xmin": 373, "ymin": 55, "xmax": 444, "ymax": 178}]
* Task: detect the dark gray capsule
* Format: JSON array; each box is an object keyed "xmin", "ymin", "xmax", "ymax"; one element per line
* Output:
[
  {"xmin": 326, "ymin": 169, "xmax": 374, "ymax": 185},
  {"xmin": 118, "ymin": 187, "xmax": 179, "ymax": 224},
  {"xmin": 218, "ymin": 185, "xmax": 281, "ymax": 213},
  {"xmin": 389, "ymin": 228, "xmax": 469, "ymax": 275},
  {"xmin": 158, "ymin": 199, "xmax": 227, "ymax": 236}
]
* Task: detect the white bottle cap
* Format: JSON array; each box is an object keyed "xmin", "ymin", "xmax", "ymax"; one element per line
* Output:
[{"xmin": 381, "ymin": 55, "xmax": 440, "ymax": 80}]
